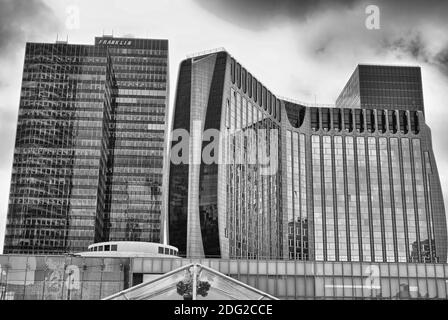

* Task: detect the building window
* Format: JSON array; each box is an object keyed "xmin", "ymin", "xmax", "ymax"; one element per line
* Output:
[
  {"xmin": 321, "ymin": 108, "xmax": 330, "ymax": 131},
  {"xmin": 399, "ymin": 110, "xmax": 408, "ymax": 134},
  {"xmin": 333, "ymin": 108, "xmax": 341, "ymax": 131},
  {"xmin": 343, "ymin": 109, "xmax": 352, "ymax": 132},
  {"xmin": 242, "ymin": 68, "xmax": 247, "ymax": 93},
  {"xmin": 410, "ymin": 111, "xmax": 419, "ymax": 134},
  {"xmin": 253, "ymin": 78, "xmax": 258, "ymax": 103},
  {"xmin": 311, "ymin": 108, "xmax": 319, "ymax": 131},
  {"xmin": 354, "ymin": 109, "xmax": 364, "ymax": 133},
  {"xmin": 262, "ymin": 87, "xmax": 267, "ymax": 110},
  {"xmin": 388, "ymin": 110, "xmax": 397, "ymax": 133},
  {"xmin": 377, "ymin": 110, "xmax": 386, "ymax": 133},
  {"xmin": 231, "ymin": 58, "xmax": 235, "ymax": 84},
  {"xmin": 236, "ymin": 63, "xmax": 241, "ymax": 89}
]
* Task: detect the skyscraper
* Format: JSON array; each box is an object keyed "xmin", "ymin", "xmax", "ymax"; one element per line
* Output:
[
  {"xmin": 336, "ymin": 64, "xmax": 425, "ymax": 113},
  {"xmin": 168, "ymin": 50, "xmax": 447, "ymax": 263},
  {"xmin": 95, "ymin": 37, "xmax": 169, "ymax": 244},
  {"xmin": 3, "ymin": 36, "xmax": 169, "ymax": 254},
  {"xmin": 168, "ymin": 51, "xmax": 282, "ymax": 259},
  {"xmin": 4, "ymin": 42, "xmax": 115, "ymax": 254}
]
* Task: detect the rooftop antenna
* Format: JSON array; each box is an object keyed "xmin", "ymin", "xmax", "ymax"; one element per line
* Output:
[{"xmin": 56, "ymin": 34, "xmax": 58, "ymax": 42}]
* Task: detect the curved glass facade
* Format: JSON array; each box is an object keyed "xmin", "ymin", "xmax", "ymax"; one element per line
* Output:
[
  {"xmin": 169, "ymin": 52, "xmax": 282, "ymax": 259},
  {"xmin": 169, "ymin": 52, "xmax": 447, "ymax": 264}
]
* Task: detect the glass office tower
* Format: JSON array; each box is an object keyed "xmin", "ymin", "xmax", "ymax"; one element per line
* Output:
[
  {"xmin": 168, "ymin": 51, "xmax": 282, "ymax": 259},
  {"xmin": 336, "ymin": 64, "xmax": 425, "ymax": 113},
  {"xmin": 4, "ymin": 42, "xmax": 115, "ymax": 254},
  {"xmin": 95, "ymin": 37, "xmax": 169, "ymax": 243},
  {"xmin": 168, "ymin": 51, "xmax": 447, "ymax": 263},
  {"xmin": 282, "ymin": 103, "xmax": 447, "ymax": 263},
  {"xmin": 4, "ymin": 36, "xmax": 169, "ymax": 254}
]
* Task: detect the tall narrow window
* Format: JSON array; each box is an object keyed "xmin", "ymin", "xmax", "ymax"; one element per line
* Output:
[
  {"xmin": 236, "ymin": 63, "xmax": 241, "ymax": 89},
  {"xmin": 377, "ymin": 110, "xmax": 386, "ymax": 133},
  {"xmin": 354, "ymin": 109, "xmax": 364, "ymax": 133},
  {"xmin": 388, "ymin": 110, "xmax": 397, "ymax": 133},
  {"xmin": 332, "ymin": 108, "xmax": 342, "ymax": 132},
  {"xmin": 343, "ymin": 109, "xmax": 353, "ymax": 132},
  {"xmin": 399, "ymin": 110, "xmax": 408, "ymax": 134},
  {"xmin": 410, "ymin": 111, "xmax": 419, "ymax": 134},
  {"xmin": 242, "ymin": 68, "xmax": 247, "ymax": 93},
  {"xmin": 267, "ymin": 92, "xmax": 271, "ymax": 114},
  {"xmin": 230, "ymin": 58, "xmax": 235, "ymax": 84},
  {"xmin": 311, "ymin": 108, "xmax": 319, "ymax": 131},
  {"xmin": 321, "ymin": 108, "xmax": 330, "ymax": 131},
  {"xmin": 262, "ymin": 86, "xmax": 267, "ymax": 111},
  {"xmin": 253, "ymin": 78, "xmax": 258, "ymax": 103},
  {"xmin": 366, "ymin": 109, "xmax": 375, "ymax": 133}
]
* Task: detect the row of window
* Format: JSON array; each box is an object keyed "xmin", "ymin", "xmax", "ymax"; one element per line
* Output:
[
  {"xmin": 88, "ymin": 244, "xmax": 118, "ymax": 252},
  {"xmin": 309, "ymin": 108, "xmax": 420, "ymax": 134},
  {"xmin": 230, "ymin": 57, "xmax": 280, "ymax": 122}
]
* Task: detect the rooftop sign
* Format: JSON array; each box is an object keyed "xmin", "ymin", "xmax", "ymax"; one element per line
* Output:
[{"xmin": 97, "ymin": 39, "xmax": 133, "ymax": 46}]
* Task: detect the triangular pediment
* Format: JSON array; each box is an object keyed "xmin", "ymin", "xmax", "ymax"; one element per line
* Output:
[{"xmin": 103, "ymin": 263, "xmax": 278, "ymax": 300}]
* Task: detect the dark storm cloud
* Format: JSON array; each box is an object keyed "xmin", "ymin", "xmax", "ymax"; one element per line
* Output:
[
  {"xmin": 194, "ymin": 0, "xmax": 448, "ymax": 26},
  {"xmin": 194, "ymin": 0, "xmax": 358, "ymax": 29},
  {"xmin": 195, "ymin": 0, "xmax": 448, "ymax": 77},
  {"xmin": 378, "ymin": 27, "xmax": 448, "ymax": 78},
  {"xmin": 0, "ymin": 0, "xmax": 60, "ymax": 58},
  {"xmin": 0, "ymin": 0, "xmax": 60, "ymax": 170}
]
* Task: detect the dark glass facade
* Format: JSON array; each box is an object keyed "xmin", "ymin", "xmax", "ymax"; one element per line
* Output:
[
  {"xmin": 4, "ymin": 36, "xmax": 169, "ymax": 254},
  {"xmin": 95, "ymin": 37, "xmax": 169, "ymax": 243},
  {"xmin": 4, "ymin": 42, "xmax": 115, "ymax": 254},
  {"xmin": 169, "ymin": 52, "xmax": 282, "ymax": 259},
  {"xmin": 168, "ymin": 58, "xmax": 192, "ymax": 256},
  {"xmin": 336, "ymin": 65, "xmax": 424, "ymax": 113},
  {"xmin": 168, "ymin": 51, "xmax": 447, "ymax": 264}
]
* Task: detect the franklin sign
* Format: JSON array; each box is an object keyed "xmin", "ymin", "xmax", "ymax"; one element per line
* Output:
[{"xmin": 97, "ymin": 39, "xmax": 133, "ymax": 46}]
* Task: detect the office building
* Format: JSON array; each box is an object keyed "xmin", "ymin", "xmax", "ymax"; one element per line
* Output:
[
  {"xmin": 3, "ymin": 42, "xmax": 115, "ymax": 254},
  {"xmin": 335, "ymin": 64, "xmax": 424, "ymax": 113},
  {"xmin": 168, "ymin": 51, "xmax": 282, "ymax": 259},
  {"xmin": 3, "ymin": 36, "xmax": 169, "ymax": 254},
  {"xmin": 95, "ymin": 37, "xmax": 169, "ymax": 243},
  {"xmin": 168, "ymin": 50, "xmax": 447, "ymax": 264}
]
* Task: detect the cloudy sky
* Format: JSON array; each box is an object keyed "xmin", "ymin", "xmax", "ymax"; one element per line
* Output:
[{"xmin": 0, "ymin": 0, "xmax": 447, "ymax": 252}]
